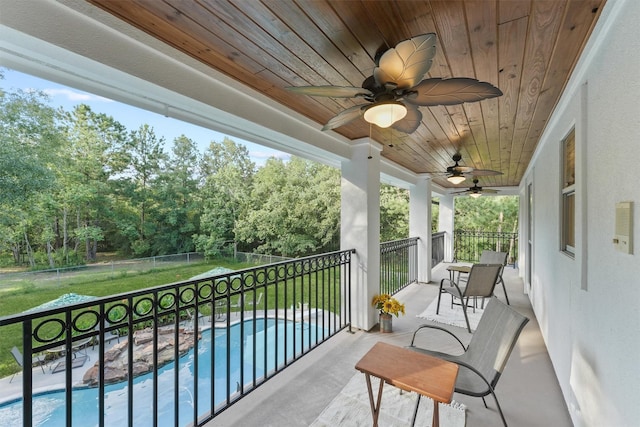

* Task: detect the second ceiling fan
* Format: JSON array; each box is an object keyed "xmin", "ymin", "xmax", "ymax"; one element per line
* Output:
[
  {"xmin": 427, "ymin": 154, "xmax": 502, "ymax": 185},
  {"xmin": 453, "ymin": 178, "xmax": 500, "ymax": 198},
  {"xmin": 286, "ymin": 33, "xmax": 502, "ymax": 133}
]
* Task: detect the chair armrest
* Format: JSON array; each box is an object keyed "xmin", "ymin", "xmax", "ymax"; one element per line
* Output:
[
  {"xmin": 440, "ymin": 277, "xmax": 458, "ymax": 288},
  {"xmin": 440, "ymin": 278, "xmax": 466, "ymax": 300},
  {"xmin": 408, "ymin": 324, "xmax": 467, "ymax": 351},
  {"xmin": 450, "ymin": 358, "xmax": 499, "ymax": 392}
]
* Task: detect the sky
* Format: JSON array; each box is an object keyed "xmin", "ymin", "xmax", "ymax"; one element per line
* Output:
[{"xmin": 1, "ymin": 68, "xmax": 290, "ymax": 166}]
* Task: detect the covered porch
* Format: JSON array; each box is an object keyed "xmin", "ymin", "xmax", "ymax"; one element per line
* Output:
[
  {"xmin": 1, "ymin": 0, "xmax": 639, "ymax": 425},
  {"xmin": 0, "ymin": 262, "xmax": 567, "ymax": 426},
  {"xmin": 208, "ymin": 262, "xmax": 569, "ymax": 426}
]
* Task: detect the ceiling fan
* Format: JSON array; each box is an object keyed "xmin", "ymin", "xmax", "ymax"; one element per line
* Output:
[
  {"xmin": 428, "ymin": 154, "xmax": 502, "ymax": 184},
  {"xmin": 453, "ymin": 178, "xmax": 499, "ymax": 198},
  {"xmin": 286, "ymin": 33, "xmax": 502, "ymax": 133}
]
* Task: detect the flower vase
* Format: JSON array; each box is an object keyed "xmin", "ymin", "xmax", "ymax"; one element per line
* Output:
[{"xmin": 379, "ymin": 313, "xmax": 393, "ymax": 333}]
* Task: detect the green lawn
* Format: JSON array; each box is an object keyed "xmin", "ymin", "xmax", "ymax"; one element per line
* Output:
[
  {"xmin": 0, "ymin": 259, "xmax": 253, "ymax": 378},
  {"xmin": 0, "ymin": 259, "xmax": 346, "ymax": 378}
]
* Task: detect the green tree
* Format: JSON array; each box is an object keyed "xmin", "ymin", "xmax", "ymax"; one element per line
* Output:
[
  {"xmin": 235, "ymin": 157, "xmax": 340, "ymax": 256},
  {"xmin": 454, "ymin": 196, "xmax": 519, "ymax": 232},
  {"xmin": 57, "ymin": 104, "xmax": 127, "ymax": 261},
  {"xmin": 151, "ymin": 135, "xmax": 202, "ymax": 254},
  {"xmin": 194, "ymin": 137, "xmax": 255, "ymax": 256},
  {"xmin": 380, "ymin": 184, "xmax": 409, "ymax": 242},
  {"xmin": 0, "ymin": 86, "xmax": 58, "ymax": 205},
  {"xmin": 121, "ymin": 124, "xmax": 167, "ymax": 255},
  {"xmin": 453, "ymin": 195, "xmax": 519, "ymax": 260},
  {"xmin": 0, "ymin": 83, "xmax": 61, "ymax": 265}
]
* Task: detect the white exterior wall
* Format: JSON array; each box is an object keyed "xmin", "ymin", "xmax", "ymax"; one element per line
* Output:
[
  {"xmin": 520, "ymin": 1, "xmax": 640, "ymax": 425},
  {"xmin": 409, "ymin": 177, "xmax": 432, "ymax": 283}
]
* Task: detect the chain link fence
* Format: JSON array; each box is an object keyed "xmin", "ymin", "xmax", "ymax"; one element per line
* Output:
[
  {"xmin": 0, "ymin": 252, "xmax": 298, "ymax": 291},
  {"xmin": 0, "ymin": 253, "xmax": 206, "ymax": 290}
]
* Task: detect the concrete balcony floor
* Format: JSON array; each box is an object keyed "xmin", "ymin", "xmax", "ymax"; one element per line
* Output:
[{"xmin": 209, "ymin": 263, "xmax": 571, "ymax": 427}]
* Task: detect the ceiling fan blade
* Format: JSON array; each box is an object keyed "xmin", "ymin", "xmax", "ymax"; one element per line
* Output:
[
  {"xmin": 321, "ymin": 105, "xmax": 366, "ymax": 131},
  {"xmin": 481, "ymin": 189, "xmax": 499, "ymax": 193},
  {"xmin": 469, "ymin": 169, "xmax": 503, "ymax": 176},
  {"xmin": 390, "ymin": 104, "xmax": 422, "ymax": 134},
  {"xmin": 285, "ymin": 85, "xmax": 372, "ymax": 98},
  {"xmin": 374, "ymin": 33, "xmax": 437, "ymax": 90},
  {"xmin": 406, "ymin": 78, "xmax": 503, "ymax": 106}
]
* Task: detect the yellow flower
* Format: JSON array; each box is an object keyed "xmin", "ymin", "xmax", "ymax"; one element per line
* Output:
[
  {"xmin": 383, "ymin": 300, "xmax": 394, "ymax": 313},
  {"xmin": 372, "ymin": 294, "xmax": 405, "ymax": 317}
]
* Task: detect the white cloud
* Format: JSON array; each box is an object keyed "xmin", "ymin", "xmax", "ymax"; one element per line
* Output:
[{"xmin": 43, "ymin": 88, "xmax": 113, "ymax": 103}]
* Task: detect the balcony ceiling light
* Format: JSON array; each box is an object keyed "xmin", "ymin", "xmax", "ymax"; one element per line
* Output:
[
  {"xmin": 447, "ymin": 174, "xmax": 466, "ymax": 185},
  {"xmin": 363, "ymin": 102, "xmax": 407, "ymax": 128}
]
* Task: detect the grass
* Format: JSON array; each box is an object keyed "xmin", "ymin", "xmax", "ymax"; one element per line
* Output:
[
  {"xmin": 0, "ymin": 259, "xmax": 255, "ymax": 378},
  {"xmin": 0, "ymin": 258, "xmax": 347, "ymax": 379}
]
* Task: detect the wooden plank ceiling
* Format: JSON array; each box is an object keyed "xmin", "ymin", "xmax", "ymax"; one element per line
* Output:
[{"xmin": 87, "ymin": 0, "xmax": 605, "ymax": 189}]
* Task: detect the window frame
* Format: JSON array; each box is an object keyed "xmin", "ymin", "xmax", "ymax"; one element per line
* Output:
[{"xmin": 561, "ymin": 128, "xmax": 576, "ymax": 257}]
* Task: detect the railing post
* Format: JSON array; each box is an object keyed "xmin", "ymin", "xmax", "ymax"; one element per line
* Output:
[{"xmin": 22, "ymin": 320, "xmax": 33, "ymax": 427}]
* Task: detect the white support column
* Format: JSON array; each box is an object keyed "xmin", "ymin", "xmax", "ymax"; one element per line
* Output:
[
  {"xmin": 409, "ymin": 176, "xmax": 432, "ymax": 283},
  {"xmin": 439, "ymin": 194, "xmax": 455, "ymax": 262},
  {"xmin": 341, "ymin": 139, "xmax": 381, "ymax": 331}
]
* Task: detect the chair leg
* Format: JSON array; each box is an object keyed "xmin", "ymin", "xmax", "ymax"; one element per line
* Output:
[
  {"xmin": 411, "ymin": 394, "xmax": 421, "ymax": 426},
  {"xmin": 500, "ymin": 277, "xmax": 510, "ymax": 305},
  {"xmin": 488, "ymin": 387, "xmax": 508, "ymax": 427},
  {"xmin": 461, "ymin": 302, "xmax": 471, "ymax": 333},
  {"xmin": 436, "ymin": 280, "xmax": 444, "ymax": 314}
]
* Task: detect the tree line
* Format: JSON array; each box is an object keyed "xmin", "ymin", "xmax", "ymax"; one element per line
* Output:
[
  {"xmin": 1, "ymin": 78, "xmax": 414, "ymax": 268},
  {"xmin": 1, "ymin": 76, "xmax": 517, "ymax": 269}
]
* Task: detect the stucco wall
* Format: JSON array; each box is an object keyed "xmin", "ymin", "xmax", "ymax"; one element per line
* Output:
[{"xmin": 521, "ymin": 0, "xmax": 640, "ymax": 425}]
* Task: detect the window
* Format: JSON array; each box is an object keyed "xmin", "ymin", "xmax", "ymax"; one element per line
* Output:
[{"xmin": 561, "ymin": 129, "xmax": 575, "ymax": 255}]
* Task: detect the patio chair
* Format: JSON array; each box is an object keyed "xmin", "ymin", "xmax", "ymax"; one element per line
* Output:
[
  {"xmin": 246, "ymin": 292, "xmax": 263, "ymax": 309},
  {"xmin": 92, "ymin": 323, "xmax": 121, "ymax": 350},
  {"xmin": 436, "ymin": 263, "xmax": 502, "ymax": 332},
  {"xmin": 407, "ymin": 298, "xmax": 529, "ymax": 427},
  {"xmin": 213, "ymin": 299, "xmax": 227, "ymax": 321},
  {"xmin": 185, "ymin": 308, "xmax": 207, "ymax": 328},
  {"xmin": 479, "ymin": 250, "xmax": 510, "ymax": 305},
  {"xmin": 10, "ymin": 346, "xmax": 47, "ymax": 383}
]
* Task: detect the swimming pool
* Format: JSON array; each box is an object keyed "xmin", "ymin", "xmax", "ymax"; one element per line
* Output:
[{"xmin": 0, "ymin": 318, "xmax": 322, "ymax": 427}]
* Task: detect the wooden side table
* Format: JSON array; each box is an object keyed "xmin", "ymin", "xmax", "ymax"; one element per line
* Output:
[
  {"xmin": 446, "ymin": 264, "xmax": 471, "ymax": 282},
  {"xmin": 355, "ymin": 342, "xmax": 458, "ymax": 427}
]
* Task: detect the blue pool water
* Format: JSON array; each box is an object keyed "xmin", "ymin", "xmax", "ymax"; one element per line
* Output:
[{"xmin": 0, "ymin": 318, "xmax": 322, "ymax": 427}]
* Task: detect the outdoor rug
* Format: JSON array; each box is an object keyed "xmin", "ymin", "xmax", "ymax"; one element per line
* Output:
[
  {"xmin": 416, "ymin": 296, "xmax": 485, "ymax": 332},
  {"xmin": 310, "ymin": 372, "xmax": 465, "ymax": 427}
]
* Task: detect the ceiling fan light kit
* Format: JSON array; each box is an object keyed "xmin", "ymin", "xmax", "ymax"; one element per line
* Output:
[
  {"xmin": 447, "ymin": 174, "xmax": 466, "ymax": 185},
  {"xmin": 363, "ymin": 101, "xmax": 407, "ymax": 128},
  {"xmin": 469, "ymin": 192, "xmax": 482, "ymax": 198}
]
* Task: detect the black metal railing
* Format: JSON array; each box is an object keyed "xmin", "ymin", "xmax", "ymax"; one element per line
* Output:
[
  {"xmin": 0, "ymin": 249, "xmax": 354, "ymax": 427},
  {"xmin": 453, "ymin": 230, "xmax": 518, "ymax": 265},
  {"xmin": 432, "ymin": 231, "xmax": 445, "ymax": 266},
  {"xmin": 379, "ymin": 237, "xmax": 418, "ymax": 296}
]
